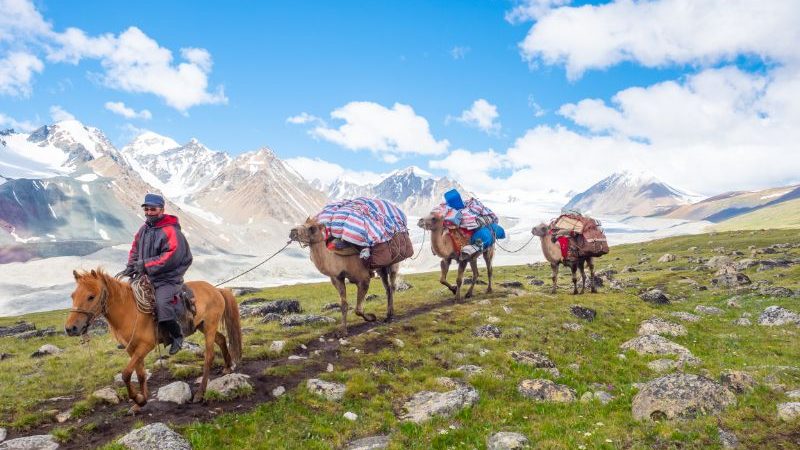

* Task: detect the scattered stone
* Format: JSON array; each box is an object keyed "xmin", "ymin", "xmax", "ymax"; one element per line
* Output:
[
  {"xmin": 487, "ymin": 431, "xmax": 529, "ymax": 450},
  {"xmin": 695, "ymin": 305, "xmax": 725, "ymax": 315},
  {"xmin": 509, "ymin": 351, "xmax": 556, "ymax": 370},
  {"xmin": 118, "ymin": 422, "xmax": 191, "ymax": 450},
  {"xmin": 569, "ymin": 305, "xmax": 596, "ymax": 321},
  {"xmin": 0, "ymin": 434, "xmax": 59, "ymax": 450},
  {"xmin": 487, "ymin": 316, "xmax": 501, "ymax": 324},
  {"xmin": 399, "ymin": 385, "xmax": 479, "ymax": 423},
  {"xmin": 777, "ymin": 402, "xmax": 800, "ymax": 421},
  {"xmin": 638, "ymin": 317, "xmax": 687, "ymax": 337},
  {"xmin": 474, "ymin": 324, "xmax": 502, "ymax": 339},
  {"xmin": 288, "ymin": 355, "xmax": 307, "ymax": 360},
  {"xmin": 670, "ymin": 312, "xmax": 701, "ymax": 322},
  {"xmin": 230, "ymin": 287, "xmax": 260, "ymax": 297},
  {"xmin": 648, "ymin": 359, "xmax": 677, "ymax": 373},
  {"xmin": 712, "ymin": 272, "xmax": 751, "ymax": 288},
  {"xmin": 0, "ymin": 321, "xmax": 36, "ymax": 337},
  {"xmin": 457, "ymin": 365, "xmax": 484, "ymax": 376},
  {"xmin": 30, "ymin": 344, "xmax": 62, "ymax": 358},
  {"xmin": 280, "ymin": 314, "xmax": 336, "ymax": 327},
  {"xmin": 622, "ymin": 266, "xmax": 637, "ymax": 273},
  {"xmin": 479, "ymin": 348, "xmax": 490, "ymax": 357},
  {"xmin": 306, "ymin": 379, "xmax": 346, "ymax": 401},
  {"xmin": 517, "ymin": 379, "xmax": 576, "ymax": 403},
  {"xmin": 206, "ymin": 373, "xmax": 253, "ymax": 399},
  {"xmin": 239, "ymin": 299, "xmax": 302, "ymax": 317},
  {"xmin": 269, "ymin": 340, "xmax": 286, "ymax": 353},
  {"xmin": 0, "ymin": 353, "xmax": 11, "ymax": 361},
  {"xmin": 321, "ymin": 302, "xmax": 341, "ymax": 312},
  {"xmin": 500, "ymin": 281, "xmax": 524, "ymax": 288},
  {"xmin": 343, "ymin": 411, "xmax": 358, "ymax": 421},
  {"xmin": 640, "ymin": 289, "xmax": 669, "ymax": 305},
  {"xmin": 759, "ymin": 286, "xmax": 794, "ymax": 297},
  {"xmin": 580, "ymin": 391, "xmax": 613, "ymax": 404},
  {"xmin": 326, "ymin": 363, "xmax": 334, "ymax": 373},
  {"xmin": 528, "ymin": 279, "xmax": 544, "ymax": 286},
  {"xmin": 658, "ymin": 254, "xmax": 676, "ymax": 263},
  {"xmin": 0, "ymin": 428, "xmax": 5, "ymax": 443},
  {"xmin": 396, "ymin": 279, "xmax": 412, "ymax": 291},
  {"xmin": 758, "ymin": 306, "xmax": 800, "ymax": 326},
  {"xmin": 91, "ymin": 387, "xmax": 120, "ymax": 405},
  {"xmin": 734, "ymin": 259, "xmax": 758, "ymax": 271},
  {"xmin": 15, "ymin": 327, "xmax": 58, "ymax": 340},
  {"xmin": 272, "ymin": 386, "xmax": 286, "ymax": 397},
  {"xmin": 261, "ymin": 313, "xmax": 283, "ymax": 323},
  {"xmin": 620, "ymin": 335, "xmax": 691, "ymax": 357},
  {"xmin": 157, "ymin": 381, "xmax": 192, "ymax": 404},
  {"xmin": 463, "ymin": 278, "xmax": 487, "ymax": 285},
  {"xmin": 55, "ymin": 410, "xmax": 71, "ymax": 423},
  {"xmin": 181, "ymin": 341, "xmax": 203, "ymax": 356},
  {"xmin": 718, "ymin": 427, "xmax": 739, "ymax": 449},
  {"xmin": 632, "ymin": 373, "xmax": 735, "ymax": 421},
  {"xmin": 706, "ymin": 256, "xmax": 733, "ymax": 269},
  {"xmin": 562, "ymin": 322, "xmax": 582, "ymax": 332},
  {"xmin": 786, "ymin": 390, "xmax": 800, "ymax": 399},
  {"xmin": 726, "ymin": 298, "xmax": 741, "ymax": 308},
  {"xmin": 733, "ymin": 318, "xmax": 752, "ymax": 326},
  {"xmin": 720, "ymin": 370, "xmax": 756, "ymax": 394},
  {"xmin": 344, "ymin": 435, "xmax": 391, "ymax": 450}
]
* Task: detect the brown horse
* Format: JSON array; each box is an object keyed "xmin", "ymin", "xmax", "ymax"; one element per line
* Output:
[{"xmin": 65, "ymin": 269, "xmax": 242, "ymax": 407}]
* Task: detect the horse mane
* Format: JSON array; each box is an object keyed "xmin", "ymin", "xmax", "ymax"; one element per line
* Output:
[{"xmin": 75, "ymin": 268, "xmax": 131, "ymax": 302}]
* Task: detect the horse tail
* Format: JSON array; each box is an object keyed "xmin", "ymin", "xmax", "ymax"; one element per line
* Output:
[{"xmin": 219, "ymin": 288, "xmax": 242, "ymax": 364}]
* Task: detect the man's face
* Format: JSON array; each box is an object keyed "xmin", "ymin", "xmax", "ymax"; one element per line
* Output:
[{"xmin": 143, "ymin": 205, "xmax": 164, "ymax": 219}]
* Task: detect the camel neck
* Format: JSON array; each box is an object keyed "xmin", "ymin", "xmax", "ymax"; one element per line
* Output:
[{"xmin": 429, "ymin": 226, "xmax": 453, "ymax": 258}]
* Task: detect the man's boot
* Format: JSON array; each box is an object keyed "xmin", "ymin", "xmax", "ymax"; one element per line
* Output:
[{"xmin": 164, "ymin": 320, "xmax": 184, "ymax": 355}]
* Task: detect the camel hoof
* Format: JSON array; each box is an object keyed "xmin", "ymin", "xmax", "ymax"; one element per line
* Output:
[
  {"xmin": 448, "ymin": 286, "xmax": 457, "ymax": 294},
  {"xmin": 362, "ymin": 313, "xmax": 377, "ymax": 322},
  {"xmin": 486, "ymin": 288, "xmax": 493, "ymax": 294},
  {"xmin": 383, "ymin": 315, "xmax": 394, "ymax": 323},
  {"xmin": 465, "ymin": 291, "xmax": 474, "ymax": 299}
]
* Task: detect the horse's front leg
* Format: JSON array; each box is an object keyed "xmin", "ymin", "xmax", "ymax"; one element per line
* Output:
[
  {"xmin": 122, "ymin": 350, "xmax": 148, "ymax": 409},
  {"xmin": 194, "ymin": 322, "xmax": 219, "ymax": 403},
  {"xmin": 135, "ymin": 359, "xmax": 148, "ymax": 403}
]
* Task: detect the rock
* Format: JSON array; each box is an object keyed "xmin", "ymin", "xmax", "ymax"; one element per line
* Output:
[
  {"xmin": 632, "ymin": 373, "xmax": 736, "ymax": 421},
  {"xmin": 620, "ymin": 335, "xmax": 691, "ymax": 357},
  {"xmin": 486, "ymin": 431, "xmax": 529, "ymax": 450},
  {"xmin": 239, "ymin": 298, "xmax": 302, "ymax": 317},
  {"xmin": 344, "ymin": 435, "xmax": 391, "ymax": 450},
  {"xmin": 0, "ymin": 321, "xmax": 36, "ymax": 337},
  {"xmin": 114, "ymin": 370, "xmax": 151, "ymax": 386},
  {"xmin": 695, "ymin": 305, "xmax": 725, "ymax": 315},
  {"xmin": 436, "ymin": 377, "xmax": 461, "ymax": 390},
  {"xmin": 343, "ymin": 411, "xmax": 358, "ymax": 421},
  {"xmin": 306, "ymin": 379, "xmax": 346, "ymax": 401},
  {"xmin": 280, "ymin": 314, "xmax": 336, "ymax": 327},
  {"xmin": 0, "ymin": 434, "xmax": 59, "ymax": 449},
  {"xmin": 734, "ymin": 259, "xmax": 758, "ymax": 271},
  {"xmin": 648, "ymin": 359, "xmax": 677, "ymax": 373},
  {"xmin": 733, "ymin": 318, "xmax": 752, "ymax": 326},
  {"xmin": 30, "ymin": 344, "xmax": 62, "ymax": 358},
  {"xmin": 718, "ymin": 427, "xmax": 739, "ymax": 449},
  {"xmin": 486, "ymin": 316, "xmax": 501, "ymax": 324},
  {"xmin": 181, "ymin": 341, "xmax": 203, "ymax": 356},
  {"xmin": 726, "ymin": 298, "xmax": 741, "ymax": 308},
  {"xmin": 622, "ymin": 266, "xmax": 637, "ymax": 273},
  {"xmin": 269, "ymin": 340, "xmax": 286, "ymax": 353},
  {"xmin": 157, "ymin": 381, "xmax": 192, "ymax": 404},
  {"xmin": 0, "ymin": 353, "xmax": 12, "ymax": 361},
  {"xmin": 786, "ymin": 390, "xmax": 800, "ymax": 399},
  {"xmin": 15, "ymin": 327, "xmax": 58, "ymax": 340},
  {"xmin": 463, "ymin": 278, "xmax": 487, "ymax": 285},
  {"xmin": 55, "ymin": 411, "xmax": 71, "ymax": 423},
  {"xmin": 399, "ymin": 386, "xmax": 479, "ymax": 423},
  {"xmin": 581, "ymin": 391, "xmax": 614, "ymax": 404},
  {"xmin": 720, "ymin": 370, "xmax": 756, "ymax": 394},
  {"xmin": 638, "ymin": 317, "xmax": 687, "ymax": 337},
  {"xmin": 327, "ymin": 363, "xmax": 334, "ymax": 372},
  {"xmin": 457, "ymin": 365, "xmax": 483, "ymax": 376},
  {"xmin": 517, "ymin": 379, "xmax": 576, "ymax": 403},
  {"xmin": 758, "ymin": 306, "xmax": 800, "ymax": 326},
  {"xmin": 230, "ymin": 287, "xmax": 260, "ymax": 297},
  {"xmin": 118, "ymin": 422, "xmax": 191, "ymax": 450},
  {"xmin": 206, "ymin": 373, "xmax": 253, "ymax": 399},
  {"xmin": 509, "ymin": 351, "xmax": 556, "ymax": 370},
  {"xmin": 562, "ymin": 322, "xmax": 582, "ymax": 332},
  {"xmin": 500, "ymin": 281, "xmax": 524, "ymax": 288},
  {"xmin": 712, "ymin": 272, "xmax": 751, "ymax": 288},
  {"xmin": 272, "ymin": 386, "xmax": 285, "ymax": 397},
  {"xmin": 91, "ymin": 387, "xmax": 120, "ymax": 405},
  {"xmin": 706, "ymin": 256, "xmax": 733, "ymax": 269},
  {"xmin": 396, "ymin": 279, "xmax": 412, "ymax": 291},
  {"xmin": 759, "ymin": 286, "xmax": 794, "ymax": 297},
  {"xmin": 640, "ymin": 289, "xmax": 669, "ymax": 304},
  {"xmin": 0, "ymin": 428, "xmax": 5, "ymax": 443},
  {"xmin": 474, "ymin": 324, "xmax": 502, "ymax": 339},
  {"xmin": 261, "ymin": 313, "xmax": 283, "ymax": 323},
  {"xmin": 670, "ymin": 312, "xmax": 701, "ymax": 322},
  {"xmin": 658, "ymin": 254, "xmax": 676, "ymax": 263},
  {"xmin": 777, "ymin": 402, "xmax": 800, "ymax": 421},
  {"xmin": 528, "ymin": 279, "xmax": 544, "ymax": 286},
  {"xmin": 570, "ymin": 305, "xmax": 596, "ymax": 321},
  {"xmin": 321, "ymin": 302, "xmax": 341, "ymax": 312}
]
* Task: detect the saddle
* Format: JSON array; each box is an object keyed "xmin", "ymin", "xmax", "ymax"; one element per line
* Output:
[{"xmin": 130, "ymin": 276, "xmax": 197, "ymax": 341}]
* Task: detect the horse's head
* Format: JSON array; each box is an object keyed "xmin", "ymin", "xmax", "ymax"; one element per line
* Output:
[
  {"xmin": 417, "ymin": 213, "xmax": 442, "ymax": 231},
  {"xmin": 65, "ymin": 269, "xmax": 108, "ymax": 336},
  {"xmin": 531, "ymin": 223, "xmax": 549, "ymax": 237},
  {"xmin": 289, "ymin": 217, "xmax": 325, "ymax": 245}
]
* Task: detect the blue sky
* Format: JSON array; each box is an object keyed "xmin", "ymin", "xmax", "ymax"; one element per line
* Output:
[{"xmin": 2, "ymin": 0, "xmax": 799, "ymax": 195}]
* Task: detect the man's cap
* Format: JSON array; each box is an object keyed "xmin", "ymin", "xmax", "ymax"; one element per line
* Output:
[{"xmin": 141, "ymin": 193, "xmax": 165, "ymax": 207}]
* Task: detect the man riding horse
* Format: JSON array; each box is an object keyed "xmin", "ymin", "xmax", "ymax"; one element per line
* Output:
[{"xmin": 121, "ymin": 193, "xmax": 193, "ymax": 355}]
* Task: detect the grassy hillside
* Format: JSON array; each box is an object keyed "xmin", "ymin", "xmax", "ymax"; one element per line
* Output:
[
  {"xmin": 0, "ymin": 229, "xmax": 799, "ymax": 449},
  {"xmin": 713, "ymin": 198, "xmax": 800, "ymax": 231}
]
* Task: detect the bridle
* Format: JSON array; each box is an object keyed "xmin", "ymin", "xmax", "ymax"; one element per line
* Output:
[
  {"xmin": 293, "ymin": 224, "xmax": 328, "ymax": 248},
  {"xmin": 69, "ymin": 285, "xmax": 109, "ymax": 328}
]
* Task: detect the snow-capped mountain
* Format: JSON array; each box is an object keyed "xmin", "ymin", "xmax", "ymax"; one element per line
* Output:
[
  {"xmin": 122, "ymin": 134, "xmax": 230, "ymax": 198},
  {"xmin": 564, "ymin": 170, "xmax": 701, "ymax": 217}
]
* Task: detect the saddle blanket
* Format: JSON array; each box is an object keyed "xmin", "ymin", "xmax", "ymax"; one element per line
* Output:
[
  {"xmin": 316, "ymin": 197, "xmax": 408, "ymax": 248},
  {"xmin": 431, "ymin": 197, "xmax": 498, "ymax": 230}
]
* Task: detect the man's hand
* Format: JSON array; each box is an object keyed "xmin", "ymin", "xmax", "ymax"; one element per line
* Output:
[
  {"xmin": 120, "ymin": 266, "xmax": 135, "ymax": 278},
  {"xmin": 134, "ymin": 260, "xmax": 145, "ymax": 275}
]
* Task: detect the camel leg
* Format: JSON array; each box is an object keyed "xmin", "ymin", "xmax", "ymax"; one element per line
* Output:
[
  {"xmin": 193, "ymin": 321, "xmax": 219, "ymax": 403},
  {"xmin": 379, "ymin": 267, "xmax": 395, "ymax": 322},
  {"xmin": 215, "ymin": 331, "xmax": 233, "ymax": 374},
  {"xmin": 484, "ymin": 247, "xmax": 494, "ymax": 294},
  {"xmin": 588, "ymin": 258, "xmax": 597, "ymax": 293},
  {"xmin": 465, "ymin": 257, "xmax": 479, "ymax": 299},
  {"xmin": 330, "ymin": 276, "xmax": 350, "ymax": 337},
  {"xmin": 550, "ymin": 263, "xmax": 559, "ymax": 294},
  {"xmin": 354, "ymin": 279, "xmax": 376, "ymax": 323},
  {"xmin": 571, "ymin": 264, "xmax": 579, "ymax": 295},
  {"xmin": 578, "ymin": 260, "xmax": 586, "ymax": 294},
  {"xmin": 454, "ymin": 261, "xmax": 467, "ymax": 303},
  {"xmin": 440, "ymin": 259, "xmax": 456, "ymax": 294}
]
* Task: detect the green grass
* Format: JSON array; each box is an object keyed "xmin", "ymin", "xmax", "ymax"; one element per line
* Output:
[
  {"xmin": 714, "ymin": 198, "xmax": 800, "ymax": 231},
  {"xmin": 2, "ymin": 229, "xmax": 800, "ymax": 448}
]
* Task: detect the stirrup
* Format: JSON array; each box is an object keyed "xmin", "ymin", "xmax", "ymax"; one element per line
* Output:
[{"xmin": 168, "ymin": 336, "xmax": 183, "ymax": 355}]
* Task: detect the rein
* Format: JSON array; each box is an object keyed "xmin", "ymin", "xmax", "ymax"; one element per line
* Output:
[{"xmin": 69, "ymin": 286, "xmax": 108, "ymax": 325}]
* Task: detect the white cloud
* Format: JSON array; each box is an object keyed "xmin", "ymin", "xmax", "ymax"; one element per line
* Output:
[
  {"xmin": 284, "ymin": 156, "xmax": 384, "ymax": 187},
  {"xmin": 449, "ymin": 99, "xmax": 501, "ymax": 134},
  {"xmin": 0, "ymin": 112, "xmax": 36, "ymax": 132},
  {"xmin": 429, "ymin": 149, "xmax": 508, "ymax": 193},
  {"xmin": 528, "ymin": 94, "xmax": 546, "ymax": 117},
  {"xmin": 312, "ymin": 101, "xmax": 449, "ymax": 162},
  {"xmin": 286, "ymin": 112, "xmax": 323, "ymax": 125},
  {"xmin": 0, "ymin": 0, "xmax": 52, "ymax": 43},
  {"xmin": 104, "ymin": 101, "xmax": 152, "ymax": 120},
  {"xmin": 505, "ymin": 0, "xmax": 572, "ymax": 23},
  {"xmin": 450, "ymin": 46, "xmax": 471, "ymax": 60},
  {"xmin": 49, "ymin": 105, "xmax": 75, "ymax": 122},
  {"xmin": 0, "ymin": 51, "xmax": 43, "ymax": 96},
  {"xmin": 516, "ymin": 0, "xmax": 800, "ymax": 79}
]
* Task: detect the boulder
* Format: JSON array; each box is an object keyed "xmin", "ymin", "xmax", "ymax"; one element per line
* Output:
[
  {"xmin": 399, "ymin": 386, "xmax": 479, "ymax": 423},
  {"xmin": 670, "ymin": 312, "xmax": 701, "ymax": 323},
  {"xmin": 239, "ymin": 298, "xmax": 301, "ymax": 317},
  {"xmin": 306, "ymin": 379, "xmax": 346, "ymax": 401},
  {"xmin": 758, "ymin": 306, "xmax": 800, "ymax": 326},
  {"xmin": 640, "ymin": 289, "xmax": 669, "ymax": 305},
  {"xmin": 487, "ymin": 432, "xmax": 529, "ymax": 450},
  {"xmin": 562, "ymin": 322, "xmax": 582, "ymax": 332},
  {"xmin": 157, "ymin": 381, "xmax": 192, "ymax": 404},
  {"xmin": 457, "ymin": 365, "xmax": 483, "ymax": 376},
  {"xmin": 759, "ymin": 286, "xmax": 794, "ymax": 297},
  {"xmin": 91, "ymin": 387, "xmax": 120, "ymax": 405},
  {"xmin": 344, "ymin": 435, "xmax": 391, "ymax": 450},
  {"xmin": 658, "ymin": 254, "xmax": 676, "ymax": 263},
  {"xmin": 695, "ymin": 305, "xmax": 725, "ymax": 315},
  {"xmin": 647, "ymin": 359, "xmax": 677, "ymax": 374},
  {"xmin": 117, "ymin": 423, "xmax": 191, "ymax": 450},
  {"xmin": 712, "ymin": 272, "xmax": 751, "ymax": 288},
  {"xmin": 206, "ymin": 373, "xmax": 253, "ymax": 399},
  {"xmin": 719, "ymin": 370, "xmax": 756, "ymax": 394},
  {"xmin": 280, "ymin": 314, "xmax": 336, "ymax": 327},
  {"xmin": 638, "ymin": 318, "xmax": 687, "ymax": 337},
  {"xmin": 718, "ymin": 427, "xmax": 739, "ymax": 449},
  {"xmin": 0, "ymin": 321, "xmax": 35, "ymax": 337},
  {"xmin": 31, "ymin": 344, "xmax": 62, "ymax": 358},
  {"xmin": 777, "ymin": 402, "xmax": 800, "ymax": 421},
  {"xmin": 396, "ymin": 279, "xmax": 412, "ymax": 291},
  {"xmin": 517, "ymin": 379, "xmax": 576, "ymax": 403},
  {"xmin": 706, "ymin": 256, "xmax": 733, "ymax": 269},
  {"xmin": 569, "ymin": 305, "xmax": 596, "ymax": 321},
  {"xmin": 474, "ymin": 324, "xmax": 502, "ymax": 339},
  {"xmin": 632, "ymin": 373, "xmax": 736, "ymax": 421},
  {"xmin": 0, "ymin": 434, "xmax": 59, "ymax": 450},
  {"xmin": 732, "ymin": 318, "xmax": 752, "ymax": 326},
  {"xmin": 509, "ymin": 351, "xmax": 556, "ymax": 369},
  {"xmin": 620, "ymin": 335, "xmax": 691, "ymax": 357}
]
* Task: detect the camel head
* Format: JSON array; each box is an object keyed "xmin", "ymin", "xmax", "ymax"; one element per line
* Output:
[
  {"xmin": 65, "ymin": 269, "xmax": 108, "ymax": 336},
  {"xmin": 417, "ymin": 213, "xmax": 443, "ymax": 231},
  {"xmin": 289, "ymin": 217, "xmax": 326, "ymax": 245},
  {"xmin": 531, "ymin": 223, "xmax": 549, "ymax": 237}
]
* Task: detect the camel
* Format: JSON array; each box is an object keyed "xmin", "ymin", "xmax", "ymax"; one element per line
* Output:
[
  {"xmin": 289, "ymin": 218, "xmax": 399, "ymax": 337},
  {"xmin": 417, "ymin": 213, "xmax": 494, "ymax": 302},
  {"xmin": 531, "ymin": 223, "xmax": 597, "ymax": 295}
]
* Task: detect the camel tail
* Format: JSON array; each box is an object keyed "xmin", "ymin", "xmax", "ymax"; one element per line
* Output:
[{"xmin": 219, "ymin": 288, "xmax": 243, "ymax": 364}]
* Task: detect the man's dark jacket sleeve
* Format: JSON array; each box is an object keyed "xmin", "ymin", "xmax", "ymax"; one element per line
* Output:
[{"xmin": 143, "ymin": 222, "xmax": 192, "ymax": 281}]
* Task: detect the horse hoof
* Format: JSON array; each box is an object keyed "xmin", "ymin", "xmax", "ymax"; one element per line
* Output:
[
  {"xmin": 127, "ymin": 405, "xmax": 140, "ymax": 415},
  {"xmin": 134, "ymin": 394, "xmax": 146, "ymax": 406}
]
